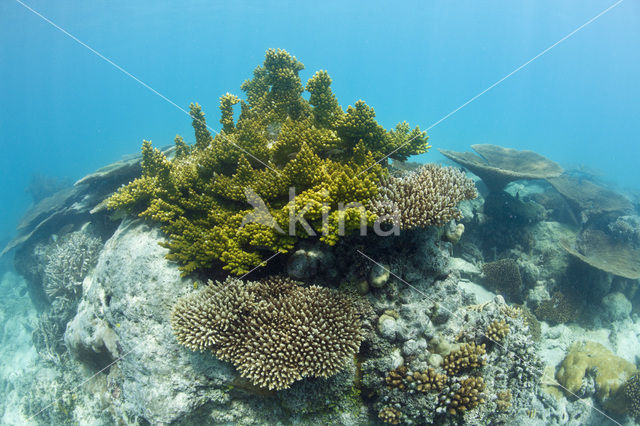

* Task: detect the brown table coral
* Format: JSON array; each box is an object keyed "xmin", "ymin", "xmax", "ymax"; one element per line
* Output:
[{"xmin": 439, "ymin": 144, "xmax": 563, "ymax": 192}]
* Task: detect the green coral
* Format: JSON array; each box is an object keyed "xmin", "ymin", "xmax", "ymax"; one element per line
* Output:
[{"xmin": 108, "ymin": 49, "xmax": 430, "ymax": 275}]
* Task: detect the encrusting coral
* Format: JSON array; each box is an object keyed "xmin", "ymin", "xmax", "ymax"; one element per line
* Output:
[
  {"xmin": 368, "ymin": 164, "xmax": 477, "ymax": 230},
  {"xmin": 171, "ymin": 276, "xmax": 366, "ymax": 390},
  {"xmin": 556, "ymin": 340, "xmax": 636, "ymax": 412},
  {"xmin": 108, "ymin": 49, "xmax": 431, "ymax": 275}
]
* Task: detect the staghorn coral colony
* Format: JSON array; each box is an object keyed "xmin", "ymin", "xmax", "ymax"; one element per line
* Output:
[
  {"xmin": 5, "ymin": 48, "xmax": 640, "ymax": 426},
  {"xmin": 107, "ymin": 48, "xmax": 434, "ymax": 275},
  {"xmin": 171, "ymin": 276, "xmax": 366, "ymax": 390}
]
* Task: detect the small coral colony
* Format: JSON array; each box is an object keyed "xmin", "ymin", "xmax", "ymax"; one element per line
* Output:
[{"xmin": 105, "ymin": 49, "xmax": 640, "ymax": 423}]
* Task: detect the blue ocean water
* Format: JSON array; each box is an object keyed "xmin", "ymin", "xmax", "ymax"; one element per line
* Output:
[
  {"xmin": 1, "ymin": 1, "xmax": 639, "ymax": 246},
  {"xmin": 2, "ymin": 3, "xmax": 640, "ymax": 424}
]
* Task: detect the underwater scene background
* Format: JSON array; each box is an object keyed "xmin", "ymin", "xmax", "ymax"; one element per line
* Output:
[{"xmin": 1, "ymin": 1, "xmax": 640, "ymax": 425}]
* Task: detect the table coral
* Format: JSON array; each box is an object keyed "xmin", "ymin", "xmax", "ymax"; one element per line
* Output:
[{"xmin": 108, "ymin": 48, "xmax": 430, "ymax": 275}]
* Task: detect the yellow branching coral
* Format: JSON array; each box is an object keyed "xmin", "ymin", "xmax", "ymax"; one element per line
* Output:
[
  {"xmin": 485, "ymin": 319, "xmax": 510, "ymax": 343},
  {"xmin": 369, "ymin": 164, "xmax": 477, "ymax": 229},
  {"xmin": 107, "ymin": 49, "xmax": 430, "ymax": 275},
  {"xmin": 407, "ymin": 368, "xmax": 448, "ymax": 393},
  {"xmin": 378, "ymin": 405, "xmax": 402, "ymax": 424},
  {"xmin": 385, "ymin": 365, "xmax": 407, "ymax": 390},
  {"xmin": 171, "ymin": 276, "xmax": 366, "ymax": 390},
  {"xmin": 443, "ymin": 343, "xmax": 486, "ymax": 376},
  {"xmin": 443, "ymin": 376, "xmax": 485, "ymax": 415}
]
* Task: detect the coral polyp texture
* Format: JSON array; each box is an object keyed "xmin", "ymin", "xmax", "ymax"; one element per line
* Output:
[
  {"xmin": 485, "ymin": 319, "xmax": 510, "ymax": 343},
  {"xmin": 368, "ymin": 164, "xmax": 477, "ymax": 229},
  {"xmin": 171, "ymin": 276, "xmax": 366, "ymax": 390},
  {"xmin": 481, "ymin": 258, "xmax": 523, "ymax": 301},
  {"xmin": 624, "ymin": 374, "xmax": 640, "ymax": 420},
  {"xmin": 440, "ymin": 376, "xmax": 486, "ymax": 415},
  {"xmin": 443, "ymin": 342, "xmax": 487, "ymax": 376},
  {"xmin": 107, "ymin": 48, "xmax": 431, "ymax": 275}
]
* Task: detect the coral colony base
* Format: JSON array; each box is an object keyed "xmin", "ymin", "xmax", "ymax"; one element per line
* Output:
[{"xmin": 1, "ymin": 49, "xmax": 640, "ymax": 425}]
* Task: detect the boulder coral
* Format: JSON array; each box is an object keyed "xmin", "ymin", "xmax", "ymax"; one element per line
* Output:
[{"xmin": 556, "ymin": 341, "xmax": 637, "ymax": 413}]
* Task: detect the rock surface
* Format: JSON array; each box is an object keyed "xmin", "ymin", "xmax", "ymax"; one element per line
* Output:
[{"xmin": 66, "ymin": 218, "xmax": 234, "ymax": 424}]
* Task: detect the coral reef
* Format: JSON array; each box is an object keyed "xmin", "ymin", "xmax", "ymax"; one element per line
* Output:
[
  {"xmin": 556, "ymin": 341, "xmax": 637, "ymax": 413},
  {"xmin": 623, "ymin": 374, "xmax": 640, "ymax": 420},
  {"xmin": 481, "ymin": 258, "xmax": 523, "ymax": 302},
  {"xmin": 368, "ymin": 164, "xmax": 477, "ymax": 229},
  {"xmin": 107, "ymin": 49, "xmax": 430, "ymax": 275},
  {"xmin": 14, "ymin": 85, "xmax": 640, "ymax": 425},
  {"xmin": 439, "ymin": 144, "xmax": 563, "ymax": 192},
  {"xmin": 485, "ymin": 319, "xmax": 510, "ymax": 343},
  {"xmin": 443, "ymin": 343, "xmax": 486, "ymax": 376},
  {"xmin": 171, "ymin": 276, "xmax": 366, "ymax": 390},
  {"xmin": 534, "ymin": 291, "xmax": 580, "ymax": 325}
]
